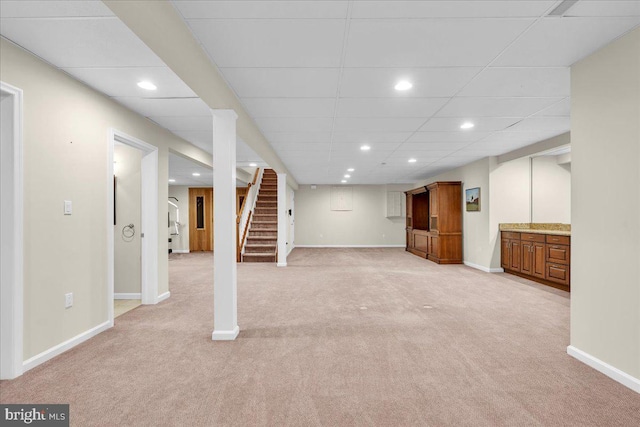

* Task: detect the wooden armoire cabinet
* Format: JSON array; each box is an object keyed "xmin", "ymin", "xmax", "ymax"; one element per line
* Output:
[{"xmin": 405, "ymin": 182, "xmax": 462, "ymax": 264}]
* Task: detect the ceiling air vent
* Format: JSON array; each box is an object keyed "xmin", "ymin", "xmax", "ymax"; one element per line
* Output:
[{"xmin": 547, "ymin": 0, "xmax": 579, "ymax": 17}]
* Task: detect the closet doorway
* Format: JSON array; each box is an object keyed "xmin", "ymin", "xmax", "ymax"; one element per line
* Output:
[{"xmin": 189, "ymin": 188, "xmax": 213, "ymax": 252}]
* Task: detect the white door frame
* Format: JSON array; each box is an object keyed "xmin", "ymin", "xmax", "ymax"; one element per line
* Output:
[
  {"xmin": 108, "ymin": 129, "xmax": 158, "ymax": 327},
  {"xmin": 0, "ymin": 82, "xmax": 24, "ymax": 380}
]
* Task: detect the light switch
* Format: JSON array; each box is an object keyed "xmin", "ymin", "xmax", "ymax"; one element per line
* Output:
[{"xmin": 64, "ymin": 200, "xmax": 72, "ymax": 215}]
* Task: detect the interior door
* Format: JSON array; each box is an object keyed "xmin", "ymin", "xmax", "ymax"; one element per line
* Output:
[{"xmin": 189, "ymin": 188, "xmax": 213, "ymax": 252}]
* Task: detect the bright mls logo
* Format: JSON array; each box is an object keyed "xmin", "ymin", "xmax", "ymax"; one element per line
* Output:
[{"xmin": 1, "ymin": 405, "xmax": 69, "ymax": 426}]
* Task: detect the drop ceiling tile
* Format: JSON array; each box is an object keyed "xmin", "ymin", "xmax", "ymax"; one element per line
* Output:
[
  {"xmin": 187, "ymin": 19, "xmax": 345, "ymax": 67},
  {"xmin": 242, "ymin": 98, "xmax": 336, "ymax": 118},
  {"xmin": 437, "ymin": 97, "xmax": 563, "ymax": 117},
  {"xmin": 255, "ymin": 117, "xmax": 334, "ymax": 133},
  {"xmin": 113, "ymin": 97, "xmax": 210, "ymax": 117},
  {"xmin": 271, "ymin": 143, "xmax": 331, "ymax": 152},
  {"xmin": 264, "ymin": 132, "xmax": 332, "ymax": 144},
  {"xmin": 0, "ymin": 0, "xmax": 114, "ymax": 17},
  {"xmin": 173, "ymin": 0, "xmax": 348, "ymax": 19},
  {"xmin": 475, "ymin": 129, "xmax": 565, "ymax": 147},
  {"xmin": 459, "ymin": 67, "xmax": 570, "ymax": 97},
  {"xmin": 507, "ymin": 117, "xmax": 570, "ymax": 132},
  {"xmin": 149, "ymin": 116, "xmax": 213, "ymax": 132},
  {"xmin": 334, "ymin": 117, "xmax": 426, "ymax": 132},
  {"xmin": 62, "ymin": 67, "xmax": 197, "ymax": 98},
  {"xmin": 345, "ymin": 19, "xmax": 534, "ymax": 67},
  {"xmin": 535, "ymin": 98, "xmax": 570, "ymax": 117},
  {"xmin": 330, "ymin": 142, "xmax": 402, "ymax": 152},
  {"xmin": 495, "ymin": 17, "xmax": 640, "ymax": 66},
  {"xmin": 339, "ymin": 68, "xmax": 480, "ymax": 98},
  {"xmin": 332, "ymin": 132, "xmax": 413, "ymax": 144},
  {"xmin": 420, "ymin": 117, "xmax": 521, "ymax": 132},
  {"xmin": 566, "ymin": 1, "xmax": 640, "ymax": 17},
  {"xmin": 447, "ymin": 150, "xmax": 498, "ymax": 157},
  {"xmin": 351, "ymin": 1, "xmax": 555, "ymax": 19},
  {"xmin": 406, "ymin": 131, "xmax": 492, "ymax": 143},
  {"xmin": 220, "ymin": 68, "xmax": 340, "ymax": 98},
  {"xmin": 0, "ymin": 18, "xmax": 165, "ymax": 67},
  {"xmin": 395, "ymin": 143, "xmax": 468, "ymax": 152},
  {"xmin": 336, "ymin": 98, "xmax": 448, "ymax": 118}
]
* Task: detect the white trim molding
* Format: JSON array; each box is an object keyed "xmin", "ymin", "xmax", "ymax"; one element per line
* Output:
[
  {"xmin": 295, "ymin": 245, "xmax": 406, "ymax": 248},
  {"xmin": 171, "ymin": 249, "xmax": 190, "ymax": 254},
  {"xmin": 211, "ymin": 326, "xmax": 240, "ymax": 341},
  {"xmin": 567, "ymin": 345, "xmax": 640, "ymax": 394},
  {"xmin": 23, "ymin": 321, "xmax": 111, "ymax": 373},
  {"xmin": 114, "ymin": 293, "xmax": 142, "ymax": 300},
  {"xmin": 157, "ymin": 291, "xmax": 171, "ymax": 303},
  {"xmin": 464, "ymin": 261, "xmax": 504, "ymax": 273},
  {"xmin": 0, "ymin": 81, "xmax": 24, "ymax": 380}
]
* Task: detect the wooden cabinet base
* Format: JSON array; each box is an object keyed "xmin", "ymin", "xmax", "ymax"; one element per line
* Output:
[{"xmin": 503, "ymin": 269, "xmax": 570, "ymax": 292}]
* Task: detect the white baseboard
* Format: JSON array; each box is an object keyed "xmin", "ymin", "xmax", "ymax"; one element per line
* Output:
[
  {"xmin": 567, "ymin": 345, "xmax": 640, "ymax": 394},
  {"xmin": 212, "ymin": 325, "xmax": 239, "ymax": 341},
  {"xmin": 464, "ymin": 261, "xmax": 504, "ymax": 273},
  {"xmin": 171, "ymin": 249, "xmax": 189, "ymax": 254},
  {"xmin": 157, "ymin": 291, "xmax": 171, "ymax": 303},
  {"xmin": 114, "ymin": 293, "xmax": 141, "ymax": 300},
  {"xmin": 277, "ymin": 262, "xmax": 287, "ymax": 267},
  {"xmin": 295, "ymin": 244, "xmax": 405, "ymax": 248},
  {"xmin": 23, "ymin": 320, "xmax": 111, "ymax": 373}
]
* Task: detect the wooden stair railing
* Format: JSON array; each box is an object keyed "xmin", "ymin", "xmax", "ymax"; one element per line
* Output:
[{"xmin": 236, "ymin": 168, "xmax": 263, "ymax": 262}]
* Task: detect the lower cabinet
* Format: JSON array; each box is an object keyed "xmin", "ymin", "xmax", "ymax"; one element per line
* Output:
[{"xmin": 501, "ymin": 231, "xmax": 570, "ymax": 291}]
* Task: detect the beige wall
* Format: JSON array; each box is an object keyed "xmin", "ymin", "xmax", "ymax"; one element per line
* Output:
[
  {"xmin": 571, "ymin": 28, "xmax": 640, "ymax": 379},
  {"xmin": 416, "ymin": 158, "xmax": 497, "ymax": 270},
  {"xmin": 0, "ymin": 39, "xmax": 212, "ymax": 360},
  {"xmin": 532, "ymin": 156, "xmax": 571, "ymax": 223},
  {"xmin": 295, "ymin": 184, "xmax": 411, "ymax": 246},
  {"xmin": 415, "ymin": 153, "xmax": 571, "ymax": 271},
  {"xmin": 168, "ymin": 186, "xmax": 190, "ymax": 252},
  {"xmin": 114, "ymin": 143, "xmax": 142, "ymax": 294}
]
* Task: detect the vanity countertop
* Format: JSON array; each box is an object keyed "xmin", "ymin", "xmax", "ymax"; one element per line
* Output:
[{"xmin": 499, "ymin": 223, "xmax": 571, "ymax": 237}]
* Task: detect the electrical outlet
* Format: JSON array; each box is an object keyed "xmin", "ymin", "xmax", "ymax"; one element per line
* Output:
[{"xmin": 65, "ymin": 292, "xmax": 73, "ymax": 309}]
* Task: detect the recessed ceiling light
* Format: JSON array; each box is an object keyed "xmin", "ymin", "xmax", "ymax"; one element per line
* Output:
[
  {"xmin": 192, "ymin": 172, "xmax": 200, "ymax": 176},
  {"xmin": 137, "ymin": 81, "xmax": 157, "ymax": 91},
  {"xmin": 394, "ymin": 80, "xmax": 413, "ymax": 91},
  {"xmin": 249, "ymin": 163, "xmax": 257, "ymax": 167},
  {"xmin": 347, "ymin": 168, "xmax": 354, "ymax": 172},
  {"xmin": 341, "ymin": 180, "xmax": 347, "ymax": 183},
  {"xmin": 408, "ymin": 158, "xmax": 417, "ymax": 163},
  {"xmin": 360, "ymin": 145, "xmax": 371, "ymax": 151},
  {"xmin": 460, "ymin": 122, "xmax": 475, "ymax": 130},
  {"xmin": 344, "ymin": 174, "xmax": 351, "ymax": 178},
  {"xmin": 169, "ymin": 179, "xmax": 176, "ymax": 182}
]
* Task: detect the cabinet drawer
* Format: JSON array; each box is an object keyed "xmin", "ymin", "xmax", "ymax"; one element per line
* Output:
[
  {"xmin": 546, "ymin": 263, "xmax": 570, "ymax": 285},
  {"xmin": 547, "ymin": 244, "xmax": 570, "ymax": 265},
  {"xmin": 546, "ymin": 234, "xmax": 570, "ymax": 245},
  {"xmin": 501, "ymin": 231, "xmax": 521, "ymax": 240},
  {"xmin": 521, "ymin": 233, "xmax": 545, "ymax": 243}
]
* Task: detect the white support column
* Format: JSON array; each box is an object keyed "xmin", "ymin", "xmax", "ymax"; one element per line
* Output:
[
  {"xmin": 211, "ymin": 109, "xmax": 239, "ymax": 341},
  {"xmin": 277, "ymin": 173, "xmax": 287, "ymax": 267}
]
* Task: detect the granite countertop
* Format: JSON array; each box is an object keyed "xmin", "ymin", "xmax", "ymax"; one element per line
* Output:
[{"xmin": 499, "ymin": 223, "xmax": 571, "ymax": 236}]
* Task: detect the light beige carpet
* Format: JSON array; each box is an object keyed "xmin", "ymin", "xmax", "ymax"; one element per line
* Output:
[{"xmin": 1, "ymin": 248, "xmax": 639, "ymax": 426}]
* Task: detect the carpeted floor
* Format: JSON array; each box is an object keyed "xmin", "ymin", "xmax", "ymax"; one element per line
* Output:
[{"xmin": 1, "ymin": 248, "xmax": 639, "ymax": 426}]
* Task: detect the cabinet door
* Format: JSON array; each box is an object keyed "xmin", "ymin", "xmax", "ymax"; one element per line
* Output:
[
  {"xmin": 532, "ymin": 243, "xmax": 546, "ymax": 279},
  {"xmin": 501, "ymin": 238, "xmax": 510, "ymax": 269},
  {"xmin": 509, "ymin": 240, "xmax": 521, "ymax": 272},
  {"xmin": 521, "ymin": 242, "xmax": 533, "ymax": 275}
]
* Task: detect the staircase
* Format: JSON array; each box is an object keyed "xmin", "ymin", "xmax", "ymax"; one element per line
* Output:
[{"xmin": 242, "ymin": 169, "xmax": 277, "ymax": 262}]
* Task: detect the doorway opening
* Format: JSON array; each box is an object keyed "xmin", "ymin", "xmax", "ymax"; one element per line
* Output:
[
  {"xmin": 108, "ymin": 129, "xmax": 159, "ymax": 327},
  {"xmin": 0, "ymin": 82, "xmax": 23, "ymax": 380}
]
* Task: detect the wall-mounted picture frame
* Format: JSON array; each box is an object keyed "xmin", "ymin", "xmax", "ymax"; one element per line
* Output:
[{"xmin": 466, "ymin": 187, "xmax": 480, "ymax": 212}]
